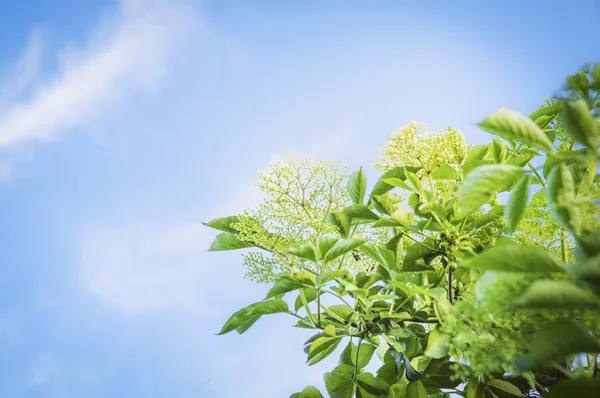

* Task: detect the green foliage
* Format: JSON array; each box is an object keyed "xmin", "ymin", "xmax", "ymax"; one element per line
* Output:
[{"xmin": 206, "ymin": 65, "xmax": 600, "ymax": 397}]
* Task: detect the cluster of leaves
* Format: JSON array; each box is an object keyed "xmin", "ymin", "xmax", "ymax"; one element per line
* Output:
[{"xmin": 206, "ymin": 65, "xmax": 600, "ymax": 397}]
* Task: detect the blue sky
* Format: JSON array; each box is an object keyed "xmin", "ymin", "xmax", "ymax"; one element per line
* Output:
[{"xmin": 0, "ymin": 0, "xmax": 598, "ymax": 396}]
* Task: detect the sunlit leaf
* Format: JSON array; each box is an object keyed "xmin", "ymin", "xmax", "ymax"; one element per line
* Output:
[{"xmin": 479, "ymin": 107, "xmax": 554, "ymax": 152}]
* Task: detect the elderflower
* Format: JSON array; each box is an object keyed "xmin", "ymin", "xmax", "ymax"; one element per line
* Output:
[
  {"xmin": 233, "ymin": 155, "xmax": 351, "ymax": 282},
  {"xmin": 375, "ymin": 122, "xmax": 467, "ymax": 173}
]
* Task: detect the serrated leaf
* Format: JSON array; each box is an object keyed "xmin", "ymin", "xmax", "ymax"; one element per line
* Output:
[
  {"xmin": 203, "ymin": 215, "xmax": 241, "ymax": 232},
  {"xmin": 487, "ymin": 379, "xmax": 525, "ymax": 397},
  {"xmin": 424, "ymin": 328, "xmax": 450, "ymax": 359},
  {"xmin": 462, "ymin": 246, "xmax": 565, "ymax": 273},
  {"xmin": 431, "ymin": 165, "xmax": 459, "ymax": 180},
  {"xmin": 546, "ymin": 163, "xmax": 580, "ymax": 233},
  {"xmin": 289, "ymin": 243, "xmax": 319, "ymax": 262},
  {"xmin": 308, "ymin": 336, "xmax": 343, "ymax": 365},
  {"xmin": 356, "ymin": 373, "xmax": 390, "ymax": 395},
  {"xmin": 567, "ymin": 70, "xmax": 590, "ymax": 100},
  {"xmin": 371, "ymin": 166, "xmax": 420, "ymax": 197},
  {"xmin": 343, "ymin": 204, "xmax": 380, "ymax": 220},
  {"xmin": 324, "ymin": 364, "xmax": 354, "ymax": 398},
  {"xmin": 218, "ymin": 299, "xmax": 288, "ymax": 334},
  {"xmin": 517, "ymin": 321, "xmax": 600, "ymax": 371},
  {"xmin": 323, "ymin": 238, "xmax": 365, "ymax": 263},
  {"xmin": 349, "ymin": 167, "xmax": 368, "ymax": 205},
  {"xmin": 317, "ymin": 235, "xmax": 339, "ymax": 259},
  {"xmin": 479, "ymin": 107, "xmax": 554, "ymax": 152},
  {"xmin": 457, "ymin": 164, "xmax": 522, "ymax": 216},
  {"xmin": 267, "ymin": 271, "xmax": 316, "ymax": 298},
  {"xmin": 326, "ymin": 212, "xmax": 351, "ymax": 238},
  {"xmin": 528, "ymin": 103, "xmax": 563, "ymax": 121},
  {"xmin": 383, "ymin": 177, "xmax": 413, "ymax": 191},
  {"xmin": 208, "ymin": 232, "xmax": 254, "ymax": 251},
  {"xmin": 514, "ymin": 280, "xmax": 598, "ymax": 309},
  {"xmin": 403, "ymin": 239, "xmax": 437, "ymax": 268},
  {"xmin": 505, "ymin": 175, "xmax": 530, "ymax": 232},
  {"xmin": 466, "ymin": 379, "xmax": 486, "ymax": 398},
  {"xmin": 561, "ymin": 99, "xmax": 599, "ymax": 150},
  {"xmin": 292, "ymin": 385, "xmax": 324, "ymax": 398},
  {"xmin": 405, "ymin": 380, "xmax": 428, "ymax": 398},
  {"xmin": 356, "ymin": 343, "xmax": 377, "ymax": 369}
]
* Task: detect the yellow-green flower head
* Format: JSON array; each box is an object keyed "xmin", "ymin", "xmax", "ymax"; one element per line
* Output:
[{"xmin": 375, "ymin": 122, "xmax": 467, "ymax": 172}]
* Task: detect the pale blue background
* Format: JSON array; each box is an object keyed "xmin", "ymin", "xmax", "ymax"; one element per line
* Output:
[{"xmin": 0, "ymin": 0, "xmax": 598, "ymax": 396}]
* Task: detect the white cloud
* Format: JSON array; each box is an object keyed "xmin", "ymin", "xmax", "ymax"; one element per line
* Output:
[
  {"xmin": 79, "ymin": 221, "xmax": 220, "ymax": 316},
  {"xmin": 0, "ymin": 0, "xmax": 194, "ymax": 149}
]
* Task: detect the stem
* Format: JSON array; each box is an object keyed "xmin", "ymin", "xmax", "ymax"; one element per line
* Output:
[
  {"xmin": 353, "ymin": 337, "xmax": 364, "ymax": 383},
  {"xmin": 561, "ymin": 230, "xmax": 568, "ymax": 263},
  {"xmin": 552, "ymin": 363, "xmax": 576, "ymax": 379},
  {"xmin": 300, "ymin": 290, "xmax": 318, "ymax": 326},
  {"xmin": 317, "ymin": 288, "xmax": 321, "ymax": 327},
  {"xmin": 400, "ymin": 231, "xmax": 437, "ymax": 252},
  {"xmin": 528, "ymin": 162, "xmax": 546, "ymax": 188},
  {"xmin": 427, "ymin": 172, "xmax": 436, "ymax": 202},
  {"xmin": 447, "ymin": 265, "xmax": 454, "ymax": 305}
]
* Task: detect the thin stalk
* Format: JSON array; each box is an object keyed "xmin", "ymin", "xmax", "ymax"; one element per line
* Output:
[
  {"xmin": 528, "ymin": 162, "xmax": 546, "ymax": 188},
  {"xmin": 353, "ymin": 337, "xmax": 364, "ymax": 383},
  {"xmin": 561, "ymin": 230, "xmax": 568, "ymax": 263}
]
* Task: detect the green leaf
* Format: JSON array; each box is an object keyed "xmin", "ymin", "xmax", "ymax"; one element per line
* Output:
[
  {"xmin": 209, "ymin": 232, "xmax": 254, "ymax": 251},
  {"xmin": 391, "ymin": 206, "xmax": 414, "ymax": 227},
  {"xmin": 514, "ymin": 280, "xmax": 598, "ymax": 309},
  {"xmin": 404, "ymin": 171, "xmax": 421, "ymax": 192},
  {"xmin": 317, "ymin": 235, "xmax": 339, "ymax": 259},
  {"xmin": 517, "ymin": 320, "xmax": 600, "ymax": 371},
  {"xmin": 457, "ymin": 164, "xmax": 522, "ymax": 216},
  {"xmin": 289, "ymin": 243, "xmax": 319, "ymax": 263},
  {"xmin": 203, "ymin": 215, "xmax": 241, "ymax": 232},
  {"xmin": 291, "ymin": 385, "xmax": 324, "ymax": 398},
  {"xmin": 349, "ymin": 167, "xmax": 368, "ymax": 205},
  {"xmin": 383, "ymin": 177, "xmax": 413, "ymax": 191},
  {"xmin": 431, "ymin": 165, "xmax": 459, "ymax": 180},
  {"xmin": 567, "ymin": 70, "xmax": 590, "ymax": 100},
  {"xmin": 356, "ymin": 373, "xmax": 390, "ymax": 395},
  {"xmin": 479, "ymin": 107, "xmax": 554, "ymax": 152},
  {"xmin": 593, "ymin": 64, "xmax": 600, "ymax": 91},
  {"xmin": 267, "ymin": 271, "xmax": 316, "ymax": 298},
  {"xmin": 323, "ymin": 238, "xmax": 365, "ymax": 263},
  {"xmin": 424, "ymin": 328, "xmax": 450, "ymax": 359},
  {"xmin": 405, "ymin": 380, "xmax": 428, "ymax": 398},
  {"xmin": 505, "ymin": 175, "xmax": 530, "ymax": 232},
  {"xmin": 343, "ymin": 204, "xmax": 380, "ymax": 221},
  {"xmin": 546, "ymin": 163, "xmax": 580, "ymax": 233},
  {"xmin": 466, "ymin": 379, "xmax": 486, "ymax": 398},
  {"xmin": 545, "ymin": 378, "xmax": 600, "ymax": 398},
  {"xmin": 403, "ymin": 239, "xmax": 437, "ymax": 269},
  {"xmin": 357, "ymin": 343, "xmax": 377, "ymax": 369},
  {"xmin": 295, "ymin": 288, "xmax": 317, "ymax": 311},
  {"xmin": 324, "ymin": 364, "xmax": 354, "ymax": 398},
  {"xmin": 324, "ymin": 324, "xmax": 336, "ymax": 336},
  {"xmin": 529, "ymin": 103, "xmax": 563, "ymax": 122},
  {"xmin": 371, "ymin": 167, "xmax": 420, "ymax": 197},
  {"xmin": 404, "ymin": 358, "xmax": 423, "ymax": 381},
  {"xmin": 462, "ymin": 246, "xmax": 565, "ymax": 273},
  {"xmin": 469, "ymin": 205, "xmax": 505, "ymax": 229},
  {"xmin": 218, "ymin": 299, "xmax": 288, "ymax": 334},
  {"xmin": 307, "ymin": 336, "xmax": 343, "ymax": 365},
  {"xmin": 339, "ymin": 341, "xmax": 355, "ymax": 365},
  {"xmin": 326, "ymin": 212, "xmax": 351, "ymax": 238},
  {"xmin": 487, "ymin": 379, "xmax": 525, "ymax": 397},
  {"xmin": 490, "ymin": 139, "xmax": 509, "ymax": 163},
  {"xmin": 561, "ymin": 99, "xmax": 599, "ymax": 150}
]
